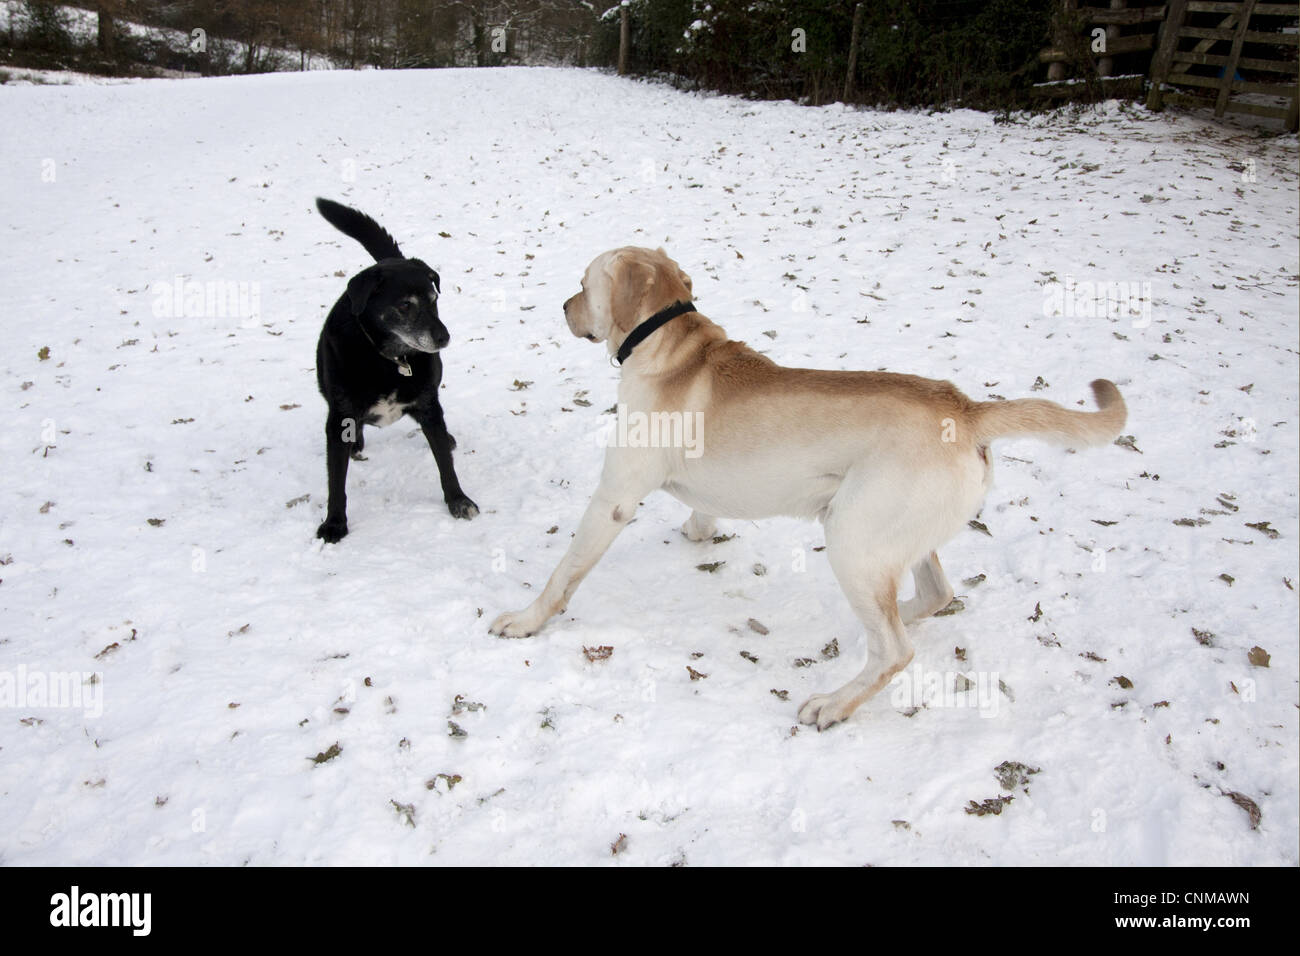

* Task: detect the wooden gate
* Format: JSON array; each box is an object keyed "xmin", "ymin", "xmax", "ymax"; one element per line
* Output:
[{"xmin": 1147, "ymin": 0, "xmax": 1299, "ymax": 130}]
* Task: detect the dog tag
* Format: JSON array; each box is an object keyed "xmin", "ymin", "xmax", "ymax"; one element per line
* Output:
[{"xmin": 396, "ymin": 358, "xmax": 412, "ymax": 376}]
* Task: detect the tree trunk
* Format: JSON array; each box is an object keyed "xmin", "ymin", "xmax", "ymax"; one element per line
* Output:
[
  {"xmin": 473, "ymin": 14, "xmax": 487, "ymax": 67},
  {"xmin": 842, "ymin": 3, "xmax": 863, "ymax": 101},
  {"xmin": 97, "ymin": 4, "xmax": 115, "ymax": 57}
]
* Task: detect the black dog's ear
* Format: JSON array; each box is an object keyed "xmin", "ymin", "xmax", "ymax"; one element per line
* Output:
[
  {"xmin": 346, "ymin": 266, "xmax": 382, "ymax": 316},
  {"xmin": 408, "ymin": 258, "xmax": 439, "ymax": 293}
]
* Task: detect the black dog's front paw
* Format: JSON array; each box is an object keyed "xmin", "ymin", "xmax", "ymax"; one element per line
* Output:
[
  {"xmin": 316, "ymin": 517, "xmax": 349, "ymax": 542},
  {"xmin": 447, "ymin": 495, "xmax": 478, "ymax": 520}
]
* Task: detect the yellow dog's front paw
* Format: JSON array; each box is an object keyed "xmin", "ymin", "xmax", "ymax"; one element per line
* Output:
[
  {"xmin": 489, "ymin": 608, "xmax": 545, "ymax": 638},
  {"xmin": 797, "ymin": 692, "xmax": 857, "ymax": 731}
]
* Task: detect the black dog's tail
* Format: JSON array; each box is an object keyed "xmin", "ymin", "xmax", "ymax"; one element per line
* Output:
[{"xmin": 316, "ymin": 197, "xmax": 403, "ymax": 263}]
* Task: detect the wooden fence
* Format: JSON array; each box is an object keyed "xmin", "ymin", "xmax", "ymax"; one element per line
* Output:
[
  {"xmin": 611, "ymin": 0, "xmax": 1298, "ymax": 128},
  {"xmin": 1036, "ymin": 0, "xmax": 1297, "ymax": 129},
  {"xmin": 1040, "ymin": 1, "xmax": 1169, "ymax": 79},
  {"xmin": 1147, "ymin": 0, "xmax": 1299, "ymax": 130}
]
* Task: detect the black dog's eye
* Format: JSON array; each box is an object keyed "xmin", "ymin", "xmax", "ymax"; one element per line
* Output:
[{"xmin": 398, "ymin": 301, "xmax": 414, "ymax": 314}]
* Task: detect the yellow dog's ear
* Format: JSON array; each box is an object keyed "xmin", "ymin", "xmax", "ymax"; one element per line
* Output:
[
  {"xmin": 607, "ymin": 250, "xmax": 656, "ymax": 332},
  {"xmin": 654, "ymin": 247, "xmax": 693, "ymax": 297}
]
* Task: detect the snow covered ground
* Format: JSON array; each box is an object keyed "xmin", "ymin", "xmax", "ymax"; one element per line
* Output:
[{"xmin": 0, "ymin": 67, "xmax": 1295, "ymax": 866}]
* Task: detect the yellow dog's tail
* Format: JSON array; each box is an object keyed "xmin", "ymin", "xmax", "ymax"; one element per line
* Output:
[{"xmin": 971, "ymin": 379, "xmax": 1126, "ymax": 448}]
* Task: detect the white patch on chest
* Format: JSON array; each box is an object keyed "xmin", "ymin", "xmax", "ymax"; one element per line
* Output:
[{"xmin": 366, "ymin": 393, "xmax": 409, "ymax": 427}]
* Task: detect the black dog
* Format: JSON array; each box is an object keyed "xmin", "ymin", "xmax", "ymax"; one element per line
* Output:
[{"xmin": 313, "ymin": 197, "xmax": 478, "ymax": 542}]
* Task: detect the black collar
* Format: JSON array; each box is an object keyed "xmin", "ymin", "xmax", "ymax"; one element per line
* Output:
[
  {"xmin": 355, "ymin": 313, "xmax": 413, "ymax": 376},
  {"xmin": 616, "ymin": 300, "xmax": 696, "ymax": 365}
]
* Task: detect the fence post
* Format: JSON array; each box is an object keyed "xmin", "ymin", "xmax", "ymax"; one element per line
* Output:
[
  {"xmin": 618, "ymin": 3, "xmax": 629, "ymax": 76},
  {"xmin": 1214, "ymin": 0, "xmax": 1257, "ymax": 117},
  {"xmin": 1288, "ymin": 58, "xmax": 1299, "ymax": 132},
  {"xmin": 843, "ymin": 2, "xmax": 864, "ymax": 102},
  {"xmin": 1048, "ymin": 0, "xmax": 1077, "ymax": 81},
  {"xmin": 1145, "ymin": 0, "xmax": 1188, "ymax": 110},
  {"xmin": 1098, "ymin": 0, "xmax": 1124, "ymax": 77}
]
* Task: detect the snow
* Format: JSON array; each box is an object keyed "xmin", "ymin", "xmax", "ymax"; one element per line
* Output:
[{"xmin": 0, "ymin": 66, "xmax": 1296, "ymax": 866}]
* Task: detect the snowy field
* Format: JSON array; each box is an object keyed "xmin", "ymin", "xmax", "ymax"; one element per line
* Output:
[{"xmin": 0, "ymin": 67, "xmax": 1296, "ymax": 866}]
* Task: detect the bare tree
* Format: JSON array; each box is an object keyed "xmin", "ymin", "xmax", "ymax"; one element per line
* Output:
[{"xmin": 95, "ymin": 0, "xmax": 123, "ymax": 57}]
